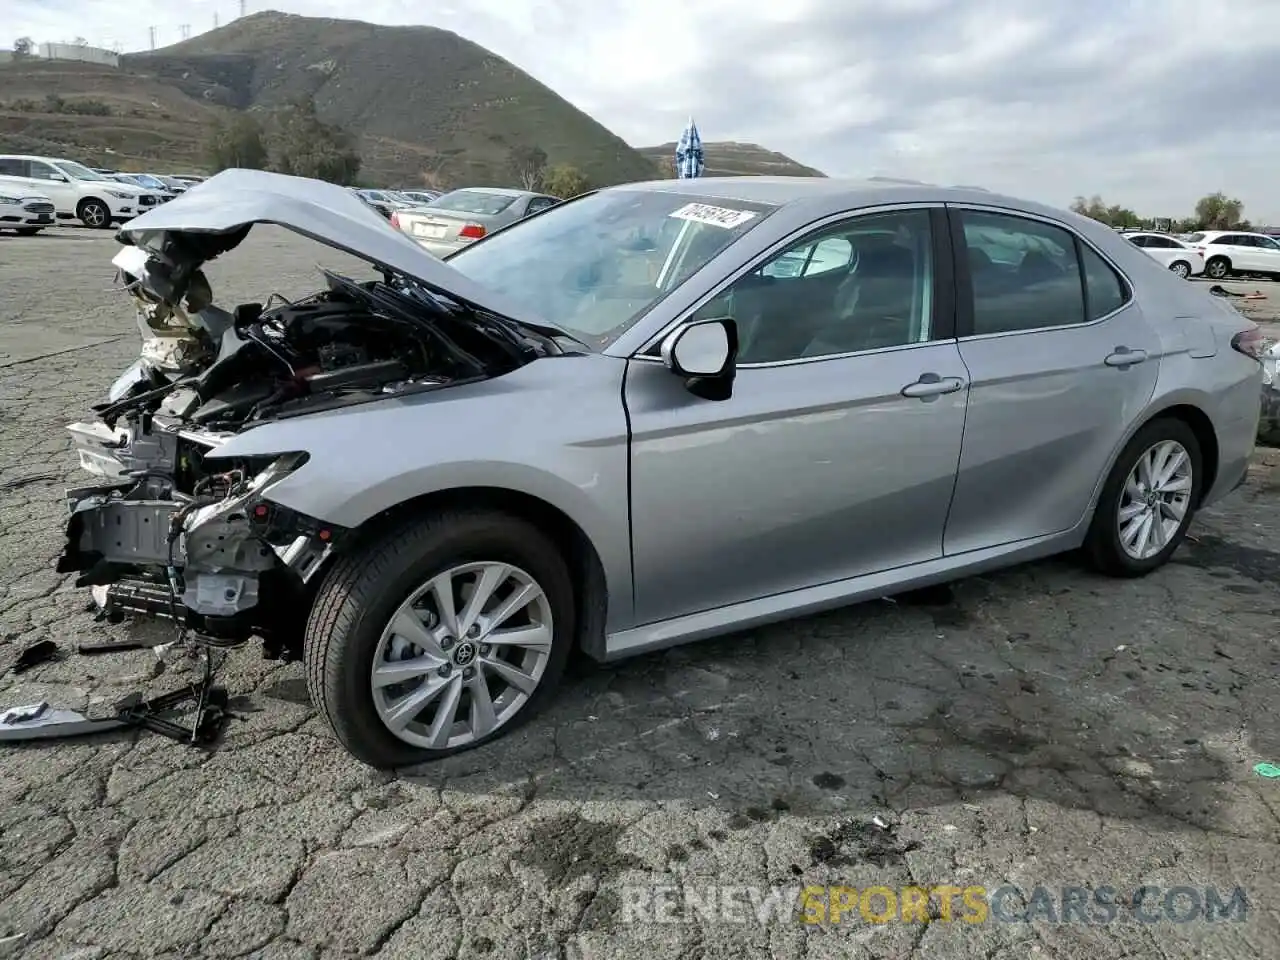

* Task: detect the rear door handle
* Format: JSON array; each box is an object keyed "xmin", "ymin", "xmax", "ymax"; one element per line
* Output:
[
  {"xmin": 901, "ymin": 373, "xmax": 965, "ymax": 398},
  {"xmin": 1104, "ymin": 347, "xmax": 1148, "ymax": 367}
]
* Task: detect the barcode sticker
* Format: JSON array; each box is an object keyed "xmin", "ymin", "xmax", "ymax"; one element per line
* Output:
[{"xmin": 669, "ymin": 202, "xmax": 757, "ymax": 229}]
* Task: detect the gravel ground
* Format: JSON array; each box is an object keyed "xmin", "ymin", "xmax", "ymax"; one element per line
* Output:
[{"xmin": 2, "ymin": 225, "xmax": 1280, "ymax": 960}]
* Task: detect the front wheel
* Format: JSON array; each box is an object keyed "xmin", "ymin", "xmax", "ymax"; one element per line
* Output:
[
  {"xmin": 1084, "ymin": 418, "xmax": 1202, "ymax": 578},
  {"xmin": 1205, "ymin": 256, "xmax": 1230, "ymax": 280},
  {"xmin": 304, "ymin": 508, "xmax": 575, "ymax": 769},
  {"xmin": 1169, "ymin": 260, "xmax": 1191, "ymax": 279},
  {"xmin": 76, "ymin": 199, "xmax": 111, "ymax": 228}
]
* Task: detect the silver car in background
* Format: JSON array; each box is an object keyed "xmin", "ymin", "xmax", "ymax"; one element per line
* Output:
[
  {"xmin": 56, "ymin": 170, "xmax": 1261, "ymax": 769},
  {"xmin": 392, "ymin": 186, "xmax": 560, "ymax": 256}
]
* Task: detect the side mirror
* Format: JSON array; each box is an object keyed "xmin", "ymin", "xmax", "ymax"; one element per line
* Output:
[{"xmin": 659, "ymin": 317, "xmax": 738, "ymax": 401}]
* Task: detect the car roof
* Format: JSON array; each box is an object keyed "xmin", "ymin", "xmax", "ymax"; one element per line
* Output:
[
  {"xmin": 443, "ymin": 186, "xmax": 536, "ymax": 198},
  {"xmin": 601, "ymin": 176, "xmax": 1073, "ymax": 219}
]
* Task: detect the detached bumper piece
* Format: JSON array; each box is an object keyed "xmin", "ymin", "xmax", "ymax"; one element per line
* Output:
[{"xmin": 0, "ymin": 680, "xmax": 229, "ymax": 746}]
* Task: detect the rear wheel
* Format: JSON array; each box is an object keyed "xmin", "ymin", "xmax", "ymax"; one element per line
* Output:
[
  {"xmin": 1085, "ymin": 418, "xmax": 1202, "ymax": 577},
  {"xmin": 76, "ymin": 199, "xmax": 110, "ymax": 228},
  {"xmin": 1169, "ymin": 260, "xmax": 1191, "ymax": 279},
  {"xmin": 304, "ymin": 508, "xmax": 575, "ymax": 769},
  {"xmin": 1205, "ymin": 256, "xmax": 1230, "ymax": 280}
]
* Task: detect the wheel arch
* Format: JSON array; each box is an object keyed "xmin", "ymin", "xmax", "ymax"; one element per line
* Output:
[
  {"xmin": 320, "ymin": 485, "xmax": 611, "ymax": 660},
  {"xmin": 1087, "ymin": 399, "xmax": 1220, "ymax": 524}
]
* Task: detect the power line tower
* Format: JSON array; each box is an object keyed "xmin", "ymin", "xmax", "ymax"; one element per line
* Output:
[
  {"xmin": 149, "ymin": 26, "xmax": 157, "ymax": 50},
  {"xmin": 180, "ymin": 24, "xmax": 191, "ymax": 40}
]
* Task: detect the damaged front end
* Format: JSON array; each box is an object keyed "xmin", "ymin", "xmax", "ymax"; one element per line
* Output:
[
  {"xmin": 55, "ymin": 172, "xmax": 562, "ymax": 659},
  {"xmin": 57, "ymin": 450, "xmax": 339, "ymax": 657}
]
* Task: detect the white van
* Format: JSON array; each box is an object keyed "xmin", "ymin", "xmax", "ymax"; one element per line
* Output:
[{"xmin": 0, "ymin": 155, "xmax": 163, "ymax": 228}]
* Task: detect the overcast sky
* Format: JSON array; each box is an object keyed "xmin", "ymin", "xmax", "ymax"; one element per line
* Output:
[{"xmin": 10, "ymin": 0, "xmax": 1280, "ymax": 221}]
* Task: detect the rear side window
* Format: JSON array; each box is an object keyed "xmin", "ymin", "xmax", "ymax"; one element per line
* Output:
[
  {"xmin": 959, "ymin": 211, "xmax": 1085, "ymax": 334},
  {"xmin": 0, "ymin": 158, "xmax": 24, "ymax": 176},
  {"xmin": 958, "ymin": 210, "xmax": 1129, "ymax": 334},
  {"xmin": 1079, "ymin": 245, "xmax": 1128, "ymax": 320},
  {"xmin": 1128, "ymin": 235, "xmax": 1150, "ymax": 247}
]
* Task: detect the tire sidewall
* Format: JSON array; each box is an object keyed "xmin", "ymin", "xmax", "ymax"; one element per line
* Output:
[
  {"xmin": 313, "ymin": 513, "xmax": 575, "ymax": 767},
  {"xmin": 1094, "ymin": 419, "xmax": 1203, "ymax": 574}
]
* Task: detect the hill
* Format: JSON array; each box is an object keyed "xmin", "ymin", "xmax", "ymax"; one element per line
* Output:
[
  {"xmin": 119, "ymin": 10, "xmax": 660, "ymax": 187},
  {"xmin": 637, "ymin": 141, "xmax": 826, "ymax": 178},
  {"xmin": 0, "ymin": 59, "xmax": 228, "ymax": 170}
]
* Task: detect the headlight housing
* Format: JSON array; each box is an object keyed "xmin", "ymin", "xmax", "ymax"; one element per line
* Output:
[
  {"xmin": 106, "ymin": 189, "xmax": 136, "ymax": 200},
  {"xmin": 0, "ymin": 196, "xmax": 19, "ymax": 205}
]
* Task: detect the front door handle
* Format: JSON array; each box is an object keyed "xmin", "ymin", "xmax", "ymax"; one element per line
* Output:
[
  {"xmin": 1104, "ymin": 346, "xmax": 1148, "ymax": 367},
  {"xmin": 901, "ymin": 373, "xmax": 966, "ymax": 398}
]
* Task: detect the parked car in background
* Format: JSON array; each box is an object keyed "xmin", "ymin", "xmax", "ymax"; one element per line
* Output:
[
  {"xmin": 58, "ymin": 170, "xmax": 1262, "ymax": 768},
  {"xmin": 1184, "ymin": 230, "xmax": 1280, "ymax": 280},
  {"xmin": 1121, "ymin": 231, "xmax": 1205, "ymax": 278},
  {"xmin": 352, "ymin": 188, "xmax": 421, "ymax": 219},
  {"xmin": 0, "ymin": 155, "xmax": 162, "ymax": 227},
  {"xmin": 391, "ymin": 187, "xmax": 560, "ymax": 257},
  {"xmin": 111, "ymin": 172, "xmax": 181, "ymax": 200},
  {"xmin": 396, "ymin": 189, "xmax": 442, "ymax": 205},
  {"xmin": 152, "ymin": 175, "xmax": 191, "ymax": 194},
  {"xmin": 0, "ymin": 187, "xmax": 55, "ymax": 235}
]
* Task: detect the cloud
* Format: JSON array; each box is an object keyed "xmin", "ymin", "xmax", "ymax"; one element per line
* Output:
[{"xmin": 9, "ymin": 0, "xmax": 1280, "ymax": 220}]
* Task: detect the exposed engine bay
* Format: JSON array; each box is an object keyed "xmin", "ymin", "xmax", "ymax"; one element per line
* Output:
[{"xmin": 56, "ymin": 230, "xmax": 563, "ymax": 659}]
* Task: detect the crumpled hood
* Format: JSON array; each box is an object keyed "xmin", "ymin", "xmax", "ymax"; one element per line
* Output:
[{"xmin": 113, "ymin": 168, "xmax": 545, "ymax": 328}]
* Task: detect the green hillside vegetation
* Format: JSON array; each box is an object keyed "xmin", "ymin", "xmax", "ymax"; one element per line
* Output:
[
  {"xmin": 120, "ymin": 10, "xmax": 660, "ymax": 188},
  {"xmin": 637, "ymin": 141, "xmax": 826, "ymax": 178}
]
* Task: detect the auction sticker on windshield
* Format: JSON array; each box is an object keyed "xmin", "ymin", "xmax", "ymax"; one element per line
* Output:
[{"xmin": 669, "ymin": 202, "xmax": 757, "ymax": 229}]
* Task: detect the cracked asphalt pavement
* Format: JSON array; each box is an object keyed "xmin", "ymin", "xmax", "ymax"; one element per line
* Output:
[{"xmin": 2, "ymin": 226, "xmax": 1280, "ymax": 960}]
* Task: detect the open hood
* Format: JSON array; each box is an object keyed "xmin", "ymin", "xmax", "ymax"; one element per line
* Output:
[{"xmin": 113, "ymin": 168, "xmax": 546, "ymax": 329}]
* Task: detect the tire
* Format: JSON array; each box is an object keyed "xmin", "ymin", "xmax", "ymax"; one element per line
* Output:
[
  {"xmin": 1084, "ymin": 417, "xmax": 1203, "ymax": 578},
  {"xmin": 1169, "ymin": 260, "xmax": 1191, "ymax": 279},
  {"xmin": 304, "ymin": 508, "xmax": 576, "ymax": 769},
  {"xmin": 1204, "ymin": 256, "xmax": 1230, "ymax": 280},
  {"xmin": 76, "ymin": 198, "xmax": 110, "ymax": 228}
]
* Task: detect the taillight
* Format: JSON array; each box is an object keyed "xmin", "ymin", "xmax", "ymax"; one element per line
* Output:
[
  {"xmin": 389, "ymin": 212, "xmax": 400, "ymax": 229},
  {"xmin": 458, "ymin": 223, "xmax": 486, "ymax": 240},
  {"xmin": 1231, "ymin": 325, "xmax": 1266, "ymax": 360}
]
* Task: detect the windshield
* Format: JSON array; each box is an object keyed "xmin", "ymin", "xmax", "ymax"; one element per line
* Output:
[
  {"xmin": 431, "ymin": 190, "xmax": 518, "ymax": 216},
  {"xmin": 55, "ymin": 160, "xmax": 110, "ymax": 182},
  {"xmin": 1184, "ymin": 233, "xmax": 1206, "ymax": 243},
  {"xmin": 445, "ymin": 188, "xmax": 777, "ymax": 346},
  {"xmin": 132, "ymin": 174, "xmax": 166, "ymax": 188}
]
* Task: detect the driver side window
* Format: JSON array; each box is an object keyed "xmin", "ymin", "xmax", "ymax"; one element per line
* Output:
[{"xmin": 691, "ymin": 209, "xmax": 935, "ymax": 364}]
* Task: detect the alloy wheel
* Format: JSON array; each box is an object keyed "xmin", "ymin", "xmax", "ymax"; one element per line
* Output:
[
  {"xmin": 1171, "ymin": 262, "xmax": 1190, "ymax": 279},
  {"xmin": 1206, "ymin": 260, "xmax": 1228, "ymax": 279},
  {"xmin": 370, "ymin": 561, "xmax": 554, "ymax": 750},
  {"xmin": 82, "ymin": 203, "xmax": 107, "ymax": 227},
  {"xmin": 1116, "ymin": 440, "xmax": 1193, "ymax": 561}
]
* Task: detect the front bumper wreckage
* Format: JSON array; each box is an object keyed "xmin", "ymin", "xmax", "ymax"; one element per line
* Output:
[{"xmin": 55, "ymin": 422, "xmax": 338, "ymax": 651}]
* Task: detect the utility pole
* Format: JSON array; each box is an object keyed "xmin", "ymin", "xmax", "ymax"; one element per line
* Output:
[
  {"xmin": 214, "ymin": 12, "xmax": 219, "ymax": 28},
  {"xmin": 180, "ymin": 24, "xmax": 190, "ymax": 39},
  {"xmin": 149, "ymin": 26, "xmax": 156, "ymax": 50},
  {"xmin": 239, "ymin": 0, "xmax": 247, "ymax": 17}
]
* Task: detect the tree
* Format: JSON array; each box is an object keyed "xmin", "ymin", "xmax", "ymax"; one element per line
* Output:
[
  {"xmin": 13, "ymin": 37, "xmax": 33, "ymax": 58},
  {"xmin": 541, "ymin": 164, "xmax": 590, "ymax": 198},
  {"xmin": 204, "ymin": 112, "xmax": 268, "ymax": 172},
  {"xmin": 1194, "ymin": 192, "xmax": 1245, "ymax": 230},
  {"xmin": 1069, "ymin": 194, "xmax": 1139, "ymax": 228},
  {"xmin": 508, "ymin": 145, "xmax": 547, "ymax": 190},
  {"xmin": 266, "ymin": 97, "xmax": 361, "ymax": 186}
]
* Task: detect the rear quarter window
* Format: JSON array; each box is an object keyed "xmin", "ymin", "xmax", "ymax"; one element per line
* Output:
[{"xmin": 1080, "ymin": 244, "xmax": 1129, "ymax": 321}]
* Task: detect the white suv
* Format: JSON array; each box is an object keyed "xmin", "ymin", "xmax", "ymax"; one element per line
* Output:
[
  {"xmin": 1184, "ymin": 230, "xmax": 1280, "ymax": 280},
  {"xmin": 0, "ymin": 155, "xmax": 163, "ymax": 228}
]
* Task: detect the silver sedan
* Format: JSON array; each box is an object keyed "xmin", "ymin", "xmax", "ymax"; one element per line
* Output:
[
  {"xmin": 57, "ymin": 170, "xmax": 1262, "ymax": 768},
  {"xmin": 391, "ymin": 187, "xmax": 560, "ymax": 257}
]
